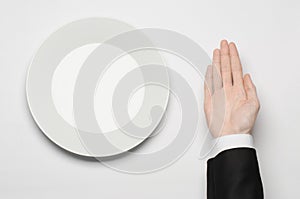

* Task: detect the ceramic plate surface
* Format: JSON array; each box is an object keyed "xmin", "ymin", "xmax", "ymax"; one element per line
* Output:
[{"xmin": 26, "ymin": 18, "xmax": 169, "ymax": 157}]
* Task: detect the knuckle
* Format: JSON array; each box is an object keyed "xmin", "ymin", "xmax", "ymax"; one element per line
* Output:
[
  {"xmin": 246, "ymin": 87, "xmax": 252, "ymax": 92},
  {"xmin": 255, "ymin": 100, "xmax": 261, "ymax": 110}
]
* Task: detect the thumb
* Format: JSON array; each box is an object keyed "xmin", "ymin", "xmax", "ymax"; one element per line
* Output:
[{"xmin": 244, "ymin": 74, "xmax": 258, "ymax": 103}]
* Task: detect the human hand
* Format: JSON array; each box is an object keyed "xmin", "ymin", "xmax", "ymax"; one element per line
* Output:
[{"xmin": 204, "ymin": 40, "xmax": 260, "ymax": 138}]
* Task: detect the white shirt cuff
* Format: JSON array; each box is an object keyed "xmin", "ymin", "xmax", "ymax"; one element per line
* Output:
[{"xmin": 209, "ymin": 134, "xmax": 254, "ymax": 158}]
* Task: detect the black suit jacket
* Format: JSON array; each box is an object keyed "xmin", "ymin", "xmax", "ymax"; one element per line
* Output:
[{"xmin": 207, "ymin": 148, "xmax": 264, "ymax": 199}]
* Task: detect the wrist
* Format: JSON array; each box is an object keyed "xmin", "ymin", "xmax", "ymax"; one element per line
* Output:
[{"xmin": 208, "ymin": 134, "xmax": 254, "ymax": 158}]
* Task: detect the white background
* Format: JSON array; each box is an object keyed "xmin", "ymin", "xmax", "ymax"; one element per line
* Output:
[{"xmin": 1, "ymin": 0, "xmax": 300, "ymax": 198}]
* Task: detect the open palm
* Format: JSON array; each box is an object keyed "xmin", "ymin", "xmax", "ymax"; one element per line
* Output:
[{"xmin": 204, "ymin": 40, "xmax": 260, "ymax": 137}]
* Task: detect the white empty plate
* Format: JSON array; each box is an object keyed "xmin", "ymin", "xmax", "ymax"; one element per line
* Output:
[{"xmin": 26, "ymin": 18, "xmax": 169, "ymax": 157}]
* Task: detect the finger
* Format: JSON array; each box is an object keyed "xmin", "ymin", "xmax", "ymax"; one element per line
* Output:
[
  {"xmin": 204, "ymin": 65, "xmax": 213, "ymax": 106},
  {"xmin": 244, "ymin": 74, "xmax": 258, "ymax": 103},
  {"xmin": 205, "ymin": 65, "xmax": 213, "ymax": 94},
  {"xmin": 212, "ymin": 49, "xmax": 222, "ymax": 89},
  {"xmin": 229, "ymin": 42, "xmax": 243, "ymax": 86},
  {"xmin": 220, "ymin": 40, "xmax": 232, "ymax": 87}
]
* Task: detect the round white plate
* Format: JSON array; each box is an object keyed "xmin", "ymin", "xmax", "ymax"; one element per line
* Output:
[{"xmin": 26, "ymin": 18, "xmax": 169, "ymax": 157}]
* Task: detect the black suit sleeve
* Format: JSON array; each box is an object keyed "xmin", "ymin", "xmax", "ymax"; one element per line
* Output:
[{"xmin": 207, "ymin": 148, "xmax": 264, "ymax": 199}]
